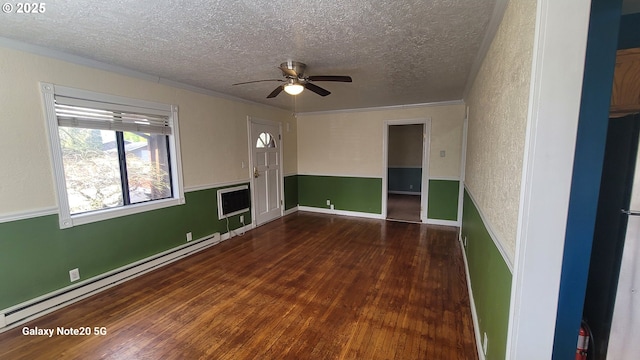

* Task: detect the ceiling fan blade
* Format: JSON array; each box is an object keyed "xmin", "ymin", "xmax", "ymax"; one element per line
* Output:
[
  {"xmin": 267, "ymin": 85, "xmax": 284, "ymax": 98},
  {"xmin": 307, "ymin": 75, "xmax": 352, "ymax": 82},
  {"xmin": 232, "ymin": 79, "xmax": 283, "ymax": 86},
  {"xmin": 305, "ymin": 83, "xmax": 331, "ymax": 97}
]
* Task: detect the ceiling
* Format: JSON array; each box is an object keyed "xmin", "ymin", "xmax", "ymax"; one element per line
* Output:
[{"xmin": 0, "ymin": 1, "xmax": 636, "ymax": 113}]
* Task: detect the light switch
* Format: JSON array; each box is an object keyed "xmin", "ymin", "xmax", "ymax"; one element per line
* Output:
[{"xmin": 440, "ymin": 150, "xmax": 446, "ymax": 157}]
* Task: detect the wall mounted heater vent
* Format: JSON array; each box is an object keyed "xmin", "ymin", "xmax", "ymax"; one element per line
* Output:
[{"xmin": 217, "ymin": 185, "xmax": 250, "ymax": 220}]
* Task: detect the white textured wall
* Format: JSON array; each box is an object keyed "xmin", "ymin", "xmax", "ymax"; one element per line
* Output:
[
  {"xmin": 297, "ymin": 103, "xmax": 465, "ymax": 178},
  {"xmin": 464, "ymin": 0, "xmax": 537, "ymax": 259},
  {"xmin": 0, "ymin": 47, "xmax": 296, "ymax": 216}
]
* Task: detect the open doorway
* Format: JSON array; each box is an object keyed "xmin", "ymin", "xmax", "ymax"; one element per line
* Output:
[
  {"xmin": 581, "ymin": 48, "xmax": 640, "ymax": 359},
  {"xmin": 582, "ymin": 113, "xmax": 640, "ymax": 359},
  {"xmin": 384, "ymin": 121, "xmax": 429, "ymax": 223}
]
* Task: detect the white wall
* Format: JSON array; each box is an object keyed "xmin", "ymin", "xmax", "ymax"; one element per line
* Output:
[
  {"xmin": 0, "ymin": 46, "xmax": 296, "ymax": 216},
  {"xmin": 464, "ymin": 0, "xmax": 537, "ymax": 260},
  {"xmin": 297, "ymin": 103, "xmax": 465, "ymax": 178},
  {"xmin": 507, "ymin": 0, "xmax": 591, "ymax": 357}
]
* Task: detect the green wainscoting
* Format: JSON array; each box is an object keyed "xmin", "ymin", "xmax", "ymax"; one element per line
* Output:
[
  {"xmin": 0, "ymin": 185, "xmax": 250, "ymax": 310},
  {"xmin": 298, "ymin": 175, "xmax": 382, "ymax": 214},
  {"xmin": 427, "ymin": 179, "xmax": 459, "ymax": 221},
  {"xmin": 461, "ymin": 189, "xmax": 512, "ymax": 360},
  {"xmin": 284, "ymin": 175, "xmax": 299, "ymax": 210}
]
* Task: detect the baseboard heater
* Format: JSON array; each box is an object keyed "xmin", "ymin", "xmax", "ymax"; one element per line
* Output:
[{"xmin": 0, "ymin": 232, "xmax": 220, "ymax": 332}]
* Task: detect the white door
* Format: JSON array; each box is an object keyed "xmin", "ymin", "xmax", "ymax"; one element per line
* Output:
[{"xmin": 250, "ymin": 120, "xmax": 282, "ymax": 226}]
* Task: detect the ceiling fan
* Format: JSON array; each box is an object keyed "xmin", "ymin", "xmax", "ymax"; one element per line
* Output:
[{"xmin": 232, "ymin": 61, "xmax": 352, "ymax": 98}]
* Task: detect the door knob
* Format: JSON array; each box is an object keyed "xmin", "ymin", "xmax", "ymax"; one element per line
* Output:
[{"xmin": 254, "ymin": 167, "xmax": 260, "ymax": 178}]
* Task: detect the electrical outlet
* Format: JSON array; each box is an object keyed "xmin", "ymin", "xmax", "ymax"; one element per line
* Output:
[
  {"xmin": 483, "ymin": 332, "xmax": 488, "ymax": 355},
  {"xmin": 440, "ymin": 150, "xmax": 446, "ymax": 157},
  {"xmin": 330, "ymin": 204, "xmax": 335, "ymax": 210},
  {"xmin": 69, "ymin": 268, "xmax": 80, "ymax": 282},
  {"xmin": 326, "ymin": 199, "xmax": 331, "ymax": 206},
  {"xmin": 186, "ymin": 232, "xmax": 193, "ymax": 242},
  {"xmin": 409, "ymin": 184, "xmax": 413, "ymax": 189},
  {"xmin": 240, "ymin": 215, "xmax": 244, "ymax": 223}
]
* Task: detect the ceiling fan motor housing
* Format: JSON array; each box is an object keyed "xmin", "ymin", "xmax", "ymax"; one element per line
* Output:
[{"xmin": 281, "ymin": 61, "xmax": 307, "ymax": 79}]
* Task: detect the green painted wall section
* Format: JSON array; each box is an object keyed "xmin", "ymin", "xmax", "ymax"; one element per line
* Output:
[
  {"xmin": 427, "ymin": 180, "xmax": 459, "ymax": 221},
  {"xmin": 284, "ymin": 175, "xmax": 298, "ymax": 210},
  {"xmin": 298, "ymin": 175, "xmax": 382, "ymax": 214},
  {"xmin": 461, "ymin": 189, "xmax": 512, "ymax": 360},
  {"xmin": 0, "ymin": 185, "xmax": 250, "ymax": 310}
]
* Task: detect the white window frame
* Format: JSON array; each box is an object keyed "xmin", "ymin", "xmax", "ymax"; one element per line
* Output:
[{"xmin": 40, "ymin": 83, "xmax": 185, "ymax": 229}]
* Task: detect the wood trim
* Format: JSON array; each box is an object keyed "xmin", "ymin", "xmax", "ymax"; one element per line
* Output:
[
  {"xmin": 426, "ymin": 218, "xmax": 460, "ymax": 227},
  {"xmin": 465, "ymin": 186, "xmax": 514, "ymax": 272},
  {"xmin": 298, "ymin": 206, "xmax": 384, "ymax": 220},
  {"xmin": 611, "ymin": 48, "xmax": 640, "ymax": 115},
  {"xmin": 296, "ymin": 99, "xmax": 464, "ymax": 116},
  {"xmin": 0, "ymin": 207, "xmax": 58, "ymax": 224},
  {"xmin": 459, "ymin": 232, "xmax": 486, "ymax": 360},
  {"xmin": 184, "ymin": 179, "xmax": 251, "ymax": 193}
]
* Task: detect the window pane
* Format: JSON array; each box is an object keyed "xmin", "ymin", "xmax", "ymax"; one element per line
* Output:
[
  {"xmin": 124, "ymin": 132, "xmax": 172, "ymax": 204},
  {"xmin": 59, "ymin": 127, "xmax": 123, "ymax": 214},
  {"xmin": 256, "ymin": 132, "xmax": 276, "ymax": 148}
]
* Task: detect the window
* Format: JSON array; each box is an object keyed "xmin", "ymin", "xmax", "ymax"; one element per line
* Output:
[
  {"xmin": 256, "ymin": 132, "xmax": 276, "ymax": 148},
  {"xmin": 41, "ymin": 83, "xmax": 185, "ymax": 228}
]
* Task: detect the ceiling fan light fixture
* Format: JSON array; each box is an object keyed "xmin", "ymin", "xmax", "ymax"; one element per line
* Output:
[{"xmin": 284, "ymin": 83, "xmax": 304, "ymax": 95}]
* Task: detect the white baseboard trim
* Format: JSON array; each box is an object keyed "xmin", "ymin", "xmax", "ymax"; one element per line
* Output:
[
  {"xmin": 298, "ymin": 206, "xmax": 384, "ymax": 220},
  {"xmin": 426, "ymin": 218, "xmax": 460, "ymax": 227},
  {"xmin": 388, "ymin": 191, "xmax": 421, "ymax": 195},
  {"xmin": 0, "ymin": 232, "xmax": 221, "ymax": 333},
  {"xmin": 284, "ymin": 206, "xmax": 299, "ymax": 216},
  {"xmin": 459, "ymin": 232, "xmax": 485, "ymax": 360}
]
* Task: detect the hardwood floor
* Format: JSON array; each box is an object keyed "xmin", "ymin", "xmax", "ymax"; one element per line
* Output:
[
  {"xmin": 0, "ymin": 213, "xmax": 477, "ymax": 360},
  {"xmin": 387, "ymin": 194, "xmax": 421, "ymax": 223}
]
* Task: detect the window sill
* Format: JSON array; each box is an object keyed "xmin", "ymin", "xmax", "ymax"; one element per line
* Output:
[{"xmin": 59, "ymin": 197, "xmax": 185, "ymax": 229}]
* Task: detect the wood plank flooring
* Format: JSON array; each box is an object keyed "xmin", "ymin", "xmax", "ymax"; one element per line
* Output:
[
  {"xmin": 0, "ymin": 212, "xmax": 477, "ymax": 360},
  {"xmin": 387, "ymin": 194, "xmax": 422, "ymax": 223}
]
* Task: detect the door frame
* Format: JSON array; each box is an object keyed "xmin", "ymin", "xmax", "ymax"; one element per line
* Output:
[
  {"xmin": 382, "ymin": 118, "xmax": 431, "ymax": 223},
  {"xmin": 247, "ymin": 116, "xmax": 284, "ymax": 228}
]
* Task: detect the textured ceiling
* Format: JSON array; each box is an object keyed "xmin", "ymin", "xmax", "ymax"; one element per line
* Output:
[{"xmin": 0, "ymin": 0, "xmax": 500, "ymax": 112}]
